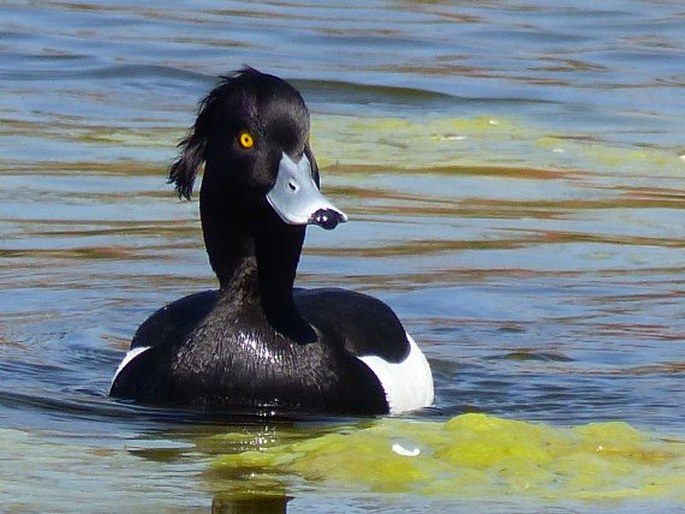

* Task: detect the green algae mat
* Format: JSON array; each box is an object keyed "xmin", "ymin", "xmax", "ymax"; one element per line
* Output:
[{"xmin": 209, "ymin": 413, "xmax": 685, "ymax": 502}]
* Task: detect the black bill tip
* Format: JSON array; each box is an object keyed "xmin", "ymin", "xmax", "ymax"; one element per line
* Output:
[{"xmin": 309, "ymin": 208, "xmax": 347, "ymax": 230}]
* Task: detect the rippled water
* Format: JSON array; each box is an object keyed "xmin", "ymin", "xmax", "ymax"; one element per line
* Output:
[{"xmin": 1, "ymin": 1, "xmax": 684, "ymax": 512}]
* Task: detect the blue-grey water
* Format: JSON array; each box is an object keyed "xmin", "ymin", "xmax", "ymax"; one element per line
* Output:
[{"xmin": 1, "ymin": 1, "xmax": 684, "ymax": 512}]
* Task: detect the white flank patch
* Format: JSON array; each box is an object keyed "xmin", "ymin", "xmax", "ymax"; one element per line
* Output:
[
  {"xmin": 359, "ymin": 333, "xmax": 434, "ymax": 415},
  {"xmin": 110, "ymin": 346, "xmax": 151, "ymax": 390}
]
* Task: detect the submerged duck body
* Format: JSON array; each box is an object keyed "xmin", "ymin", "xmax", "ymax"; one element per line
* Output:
[{"xmin": 110, "ymin": 68, "xmax": 433, "ymax": 415}]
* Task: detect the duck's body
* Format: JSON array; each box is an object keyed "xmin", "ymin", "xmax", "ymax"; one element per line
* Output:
[
  {"xmin": 111, "ymin": 287, "xmax": 431, "ymax": 414},
  {"xmin": 110, "ymin": 68, "xmax": 433, "ymax": 415}
]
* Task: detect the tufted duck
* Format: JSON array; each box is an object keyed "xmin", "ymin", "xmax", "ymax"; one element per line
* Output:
[{"xmin": 110, "ymin": 68, "xmax": 434, "ymax": 415}]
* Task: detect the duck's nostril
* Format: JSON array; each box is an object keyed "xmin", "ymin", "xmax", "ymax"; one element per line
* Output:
[
  {"xmin": 288, "ymin": 180, "xmax": 298, "ymax": 192},
  {"xmin": 309, "ymin": 208, "xmax": 346, "ymax": 230}
]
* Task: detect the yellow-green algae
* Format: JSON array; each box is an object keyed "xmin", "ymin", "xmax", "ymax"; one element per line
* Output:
[
  {"xmin": 310, "ymin": 114, "xmax": 684, "ymax": 178},
  {"xmin": 11, "ymin": 112, "xmax": 682, "ymax": 180},
  {"xmin": 211, "ymin": 413, "xmax": 685, "ymax": 502}
]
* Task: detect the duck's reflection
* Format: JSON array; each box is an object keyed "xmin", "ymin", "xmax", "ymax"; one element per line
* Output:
[{"xmin": 211, "ymin": 493, "xmax": 290, "ymax": 514}]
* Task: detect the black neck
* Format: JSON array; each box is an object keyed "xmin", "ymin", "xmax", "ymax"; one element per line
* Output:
[{"xmin": 200, "ymin": 186, "xmax": 316, "ymax": 343}]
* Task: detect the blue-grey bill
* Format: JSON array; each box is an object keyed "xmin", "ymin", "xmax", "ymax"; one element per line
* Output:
[{"xmin": 266, "ymin": 152, "xmax": 348, "ymax": 229}]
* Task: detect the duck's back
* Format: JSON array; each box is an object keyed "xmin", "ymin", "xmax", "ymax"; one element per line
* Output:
[
  {"xmin": 131, "ymin": 290, "xmax": 219, "ymax": 350},
  {"xmin": 294, "ymin": 288, "xmax": 410, "ymax": 363}
]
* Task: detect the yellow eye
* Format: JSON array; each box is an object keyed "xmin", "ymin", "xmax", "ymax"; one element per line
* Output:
[{"xmin": 238, "ymin": 130, "xmax": 255, "ymax": 149}]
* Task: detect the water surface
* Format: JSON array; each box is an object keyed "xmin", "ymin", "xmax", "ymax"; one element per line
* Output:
[{"xmin": 1, "ymin": 1, "xmax": 684, "ymax": 512}]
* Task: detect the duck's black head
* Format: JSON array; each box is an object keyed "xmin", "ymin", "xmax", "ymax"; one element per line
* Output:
[
  {"xmin": 168, "ymin": 68, "xmax": 346, "ymax": 303},
  {"xmin": 168, "ymin": 67, "xmax": 346, "ymax": 231}
]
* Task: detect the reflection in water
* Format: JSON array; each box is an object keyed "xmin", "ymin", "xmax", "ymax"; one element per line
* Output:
[{"xmin": 211, "ymin": 494, "xmax": 290, "ymax": 514}]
